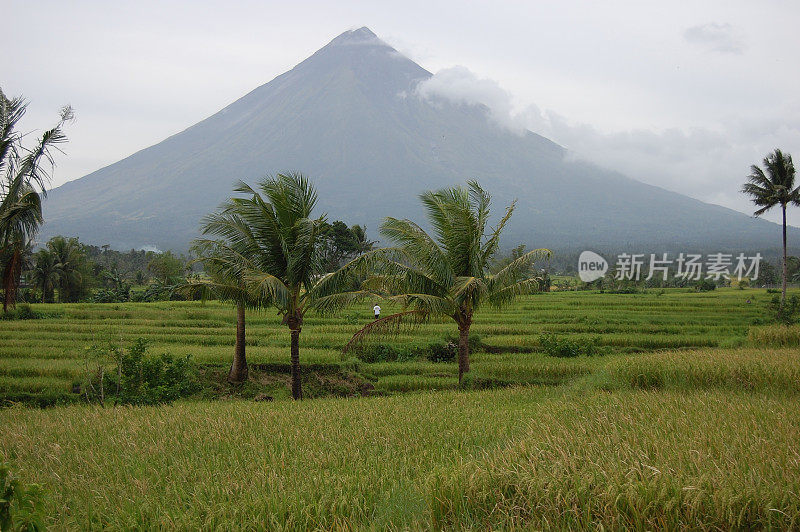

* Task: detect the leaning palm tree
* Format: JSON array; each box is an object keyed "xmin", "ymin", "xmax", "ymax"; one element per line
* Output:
[
  {"xmin": 195, "ymin": 172, "xmax": 370, "ymax": 399},
  {"xmin": 0, "ymin": 88, "xmax": 72, "ymax": 311},
  {"xmin": 742, "ymin": 149, "xmax": 799, "ymax": 306},
  {"xmin": 346, "ymin": 181, "xmax": 550, "ymax": 383}
]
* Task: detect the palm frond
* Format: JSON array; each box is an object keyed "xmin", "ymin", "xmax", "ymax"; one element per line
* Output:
[{"xmin": 342, "ymin": 310, "xmax": 429, "ymax": 356}]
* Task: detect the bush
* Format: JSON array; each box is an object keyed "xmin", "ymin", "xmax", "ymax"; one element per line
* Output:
[
  {"xmin": 0, "ymin": 304, "xmax": 40, "ymax": 321},
  {"xmin": 427, "ymin": 342, "xmax": 457, "ymax": 363},
  {"xmin": 0, "ymin": 462, "xmax": 45, "ymax": 531},
  {"xmin": 539, "ymin": 335, "xmax": 608, "ymax": 358},
  {"xmin": 694, "ymin": 279, "xmax": 716, "ymax": 292},
  {"xmin": 81, "ymin": 338, "xmax": 200, "ymax": 405},
  {"xmin": 443, "ymin": 333, "xmax": 483, "ymax": 352},
  {"xmin": 767, "ymin": 295, "xmax": 800, "ymax": 325},
  {"xmin": 355, "ymin": 343, "xmax": 421, "ymax": 363},
  {"xmin": 118, "ymin": 339, "xmax": 199, "ymax": 405},
  {"xmin": 92, "ymin": 288, "xmax": 130, "ymax": 303}
]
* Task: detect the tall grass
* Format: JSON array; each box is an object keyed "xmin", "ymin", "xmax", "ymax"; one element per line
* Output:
[
  {"xmin": 1, "ymin": 387, "xmax": 797, "ymax": 529},
  {"xmin": 605, "ymin": 348, "xmax": 800, "ymax": 393},
  {"xmin": 429, "ymin": 390, "xmax": 800, "ymax": 530},
  {"xmin": 748, "ymin": 324, "xmax": 800, "ymax": 347}
]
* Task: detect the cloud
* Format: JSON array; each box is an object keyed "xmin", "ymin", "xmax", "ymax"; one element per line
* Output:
[
  {"xmin": 414, "ymin": 66, "xmax": 525, "ymax": 133},
  {"xmin": 415, "ymin": 65, "xmax": 800, "ymax": 226},
  {"xmin": 683, "ymin": 23, "xmax": 746, "ymax": 54}
]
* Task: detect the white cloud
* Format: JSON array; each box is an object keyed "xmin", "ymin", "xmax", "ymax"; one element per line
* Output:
[
  {"xmin": 414, "ymin": 66, "xmax": 525, "ymax": 133},
  {"xmin": 684, "ymin": 23, "xmax": 746, "ymax": 54},
  {"xmin": 415, "ymin": 65, "xmax": 800, "ymax": 226}
]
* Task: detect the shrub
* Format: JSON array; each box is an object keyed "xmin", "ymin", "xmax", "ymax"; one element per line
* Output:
[
  {"xmin": 81, "ymin": 338, "xmax": 200, "ymax": 405},
  {"xmin": 442, "ymin": 333, "xmax": 483, "ymax": 352},
  {"xmin": 0, "ymin": 304, "xmax": 40, "ymax": 321},
  {"xmin": 427, "ymin": 342, "xmax": 457, "ymax": 363},
  {"xmin": 0, "ymin": 462, "xmax": 45, "ymax": 531},
  {"xmin": 694, "ymin": 279, "xmax": 716, "ymax": 291},
  {"xmin": 355, "ymin": 343, "xmax": 421, "ymax": 363},
  {"xmin": 767, "ymin": 295, "xmax": 800, "ymax": 325},
  {"xmin": 539, "ymin": 335, "xmax": 608, "ymax": 358},
  {"xmin": 92, "ymin": 288, "xmax": 130, "ymax": 303},
  {"xmin": 118, "ymin": 339, "xmax": 199, "ymax": 405}
]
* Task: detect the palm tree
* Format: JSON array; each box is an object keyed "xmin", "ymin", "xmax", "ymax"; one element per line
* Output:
[
  {"xmin": 195, "ymin": 172, "xmax": 369, "ymax": 398},
  {"xmin": 347, "ymin": 181, "xmax": 550, "ymax": 383},
  {"xmin": 742, "ymin": 149, "xmax": 799, "ymax": 306},
  {"xmin": 30, "ymin": 248, "xmax": 59, "ymax": 303},
  {"xmin": 48, "ymin": 236, "xmax": 86, "ymax": 303},
  {"xmin": 0, "ymin": 88, "xmax": 72, "ymax": 312},
  {"xmin": 184, "ymin": 240, "xmax": 262, "ymax": 383}
]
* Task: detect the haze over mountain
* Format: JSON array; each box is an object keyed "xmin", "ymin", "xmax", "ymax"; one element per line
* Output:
[{"xmin": 41, "ymin": 27, "xmax": 797, "ymax": 253}]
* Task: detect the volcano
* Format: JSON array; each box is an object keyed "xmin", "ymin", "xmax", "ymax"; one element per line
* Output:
[{"xmin": 41, "ymin": 27, "xmax": 795, "ymax": 253}]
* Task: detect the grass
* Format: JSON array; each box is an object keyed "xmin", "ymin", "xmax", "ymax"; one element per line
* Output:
[
  {"xmin": 429, "ymin": 389, "xmax": 800, "ymax": 530},
  {"xmin": 1, "ymin": 385, "xmax": 798, "ymax": 529},
  {"xmin": 0, "ymin": 288, "xmax": 783, "ymax": 401},
  {"xmin": 1, "ymin": 287, "xmax": 799, "ymax": 527}
]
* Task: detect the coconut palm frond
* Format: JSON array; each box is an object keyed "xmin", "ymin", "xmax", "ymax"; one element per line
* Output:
[
  {"xmin": 490, "ymin": 248, "xmax": 551, "ymax": 288},
  {"xmin": 342, "ymin": 310, "xmax": 429, "ymax": 355},
  {"xmin": 488, "ymin": 277, "xmax": 543, "ymax": 307}
]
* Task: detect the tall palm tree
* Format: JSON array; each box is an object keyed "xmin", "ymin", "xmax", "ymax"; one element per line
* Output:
[
  {"xmin": 195, "ymin": 172, "xmax": 369, "ymax": 399},
  {"xmin": 742, "ymin": 149, "xmax": 799, "ymax": 306},
  {"xmin": 347, "ymin": 181, "xmax": 550, "ymax": 383},
  {"xmin": 184, "ymin": 240, "xmax": 263, "ymax": 383},
  {"xmin": 30, "ymin": 248, "xmax": 59, "ymax": 303},
  {"xmin": 0, "ymin": 88, "xmax": 72, "ymax": 311}
]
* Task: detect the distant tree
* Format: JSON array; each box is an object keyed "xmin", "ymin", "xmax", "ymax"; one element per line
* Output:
[
  {"xmin": 147, "ymin": 251, "xmax": 185, "ymax": 286},
  {"xmin": 0, "ymin": 88, "xmax": 72, "ymax": 311},
  {"xmin": 48, "ymin": 236, "xmax": 91, "ymax": 302},
  {"xmin": 29, "ymin": 248, "xmax": 59, "ymax": 303},
  {"xmin": 348, "ymin": 181, "xmax": 550, "ymax": 383},
  {"xmin": 741, "ymin": 149, "xmax": 800, "ymax": 306},
  {"xmin": 787, "ymin": 256, "xmax": 800, "ymax": 283},
  {"xmin": 755, "ymin": 259, "xmax": 778, "ymax": 287},
  {"xmin": 195, "ymin": 172, "xmax": 370, "ymax": 398},
  {"xmin": 319, "ymin": 221, "xmax": 376, "ymax": 272}
]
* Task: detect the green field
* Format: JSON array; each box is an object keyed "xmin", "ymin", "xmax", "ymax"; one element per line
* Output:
[
  {"xmin": 2, "ymin": 288, "xmax": 800, "ymax": 528},
  {"xmin": 0, "ymin": 288, "xmax": 780, "ymax": 401}
]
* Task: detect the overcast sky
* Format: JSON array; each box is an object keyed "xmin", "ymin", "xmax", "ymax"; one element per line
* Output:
[{"xmin": 5, "ymin": 0, "xmax": 800, "ymax": 225}]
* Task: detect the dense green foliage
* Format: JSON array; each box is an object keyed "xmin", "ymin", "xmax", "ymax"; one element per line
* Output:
[{"xmin": 0, "ymin": 462, "xmax": 44, "ymax": 532}]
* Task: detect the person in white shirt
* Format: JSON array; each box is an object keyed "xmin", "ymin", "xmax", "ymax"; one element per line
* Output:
[{"xmin": 373, "ymin": 304, "xmax": 381, "ymax": 320}]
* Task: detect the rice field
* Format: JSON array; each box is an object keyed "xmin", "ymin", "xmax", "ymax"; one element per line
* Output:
[
  {"xmin": 2, "ymin": 287, "xmax": 799, "ymax": 528},
  {"xmin": 0, "ymin": 288, "xmax": 783, "ymax": 402},
  {"xmin": 2, "ymin": 385, "xmax": 798, "ymax": 529}
]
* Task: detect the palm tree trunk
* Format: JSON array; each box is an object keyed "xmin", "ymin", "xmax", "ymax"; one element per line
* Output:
[
  {"xmin": 2, "ymin": 248, "xmax": 21, "ymax": 313},
  {"xmin": 290, "ymin": 326, "xmax": 302, "ymax": 400},
  {"xmin": 458, "ymin": 321, "xmax": 471, "ymax": 384},
  {"xmin": 228, "ymin": 303, "xmax": 248, "ymax": 383},
  {"xmin": 782, "ymin": 203, "xmax": 788, "ymax": 308}
]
